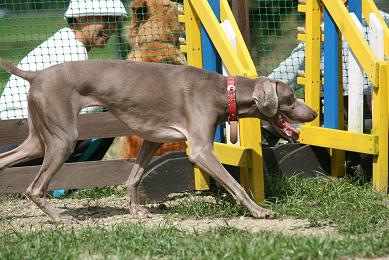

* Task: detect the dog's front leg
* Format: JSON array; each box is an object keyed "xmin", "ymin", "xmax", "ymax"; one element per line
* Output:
[
  {"xmin": 126, "ymin": 140, "xmax": 162, "ymax": 218},
  {"xmin": 188, "ymin": 142, "xmax": 275, "ymax": 219}
]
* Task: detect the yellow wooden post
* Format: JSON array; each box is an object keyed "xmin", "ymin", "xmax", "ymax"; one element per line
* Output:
[
  {"xmin": 184, "ymin": 0, "xmax": 210, "ymax": 190},
  {"xmin": 220, "ymin": 0, "xmax": 263, "ymax": 196},
  {"xmin": 305, "ymin": 0, "xmax": 322, "ymax": 127},
  {"xmin": 372, "ymin": 62, "xmax": 389, "ymax": 194},
  {"xmin": 331, "ymin": 33, "xmax": 345, "ymax": 178},
  {"xmin": 239, "ymin": 118, "xmax": 264, "ymax": 203}
]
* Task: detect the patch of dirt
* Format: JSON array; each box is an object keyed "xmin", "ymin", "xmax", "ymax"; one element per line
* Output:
[{"xmin": 0, "ymin": 195, "xmax": 336, "ymax": 236}]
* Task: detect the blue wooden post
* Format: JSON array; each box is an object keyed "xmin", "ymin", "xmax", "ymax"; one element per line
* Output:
[
  {"xmin": 348, "ymin": 0, "xmax": 363, "ymax": 128},
  {"xmin": 323, "ymin": 8, "xmax": 339, "ymax": 129},
  {"xmin": 324, "ymin": 0, "xmax": 361, "ymax": 129},
  {"xmin": 201, "ymin": 0, "xmax": 224, "ymax": 142},
  {"xmin": 348, "ymin": 0, "xmax": 362, "ymax": 22}
]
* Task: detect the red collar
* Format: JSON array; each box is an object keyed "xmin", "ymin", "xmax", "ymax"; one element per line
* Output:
[{"xmin": 227, "ymin": 76, "xmax": 238, "ymax": 122}]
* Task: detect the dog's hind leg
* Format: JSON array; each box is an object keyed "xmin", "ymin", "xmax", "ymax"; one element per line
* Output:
[
  {"xmin": 26, "ymin": 138, "xmax": 77, "ymax": 223},
  {"xmin": 25, "ymin": 96, "xmax": 78, "ymax": 223},
  {"xmin": 0, "ymin": 118, "xmax": 43, "ymax": 170},
  {"xmin": 126, "ymin": 140, "xmax": 161, "ymax": 218}
]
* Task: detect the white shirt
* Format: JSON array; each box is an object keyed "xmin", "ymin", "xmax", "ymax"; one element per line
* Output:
[{"xmin": 0, "ymin": 27, "xmax": 88, "ymax": 119}]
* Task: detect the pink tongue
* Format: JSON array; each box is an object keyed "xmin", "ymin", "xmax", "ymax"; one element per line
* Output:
[{"xmin": 282, "ymin": 121, "xmax": 300, "ymax": 140}]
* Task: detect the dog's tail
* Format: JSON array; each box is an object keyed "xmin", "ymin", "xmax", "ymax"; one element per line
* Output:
[{"xmin": 0, "ymin": 58, "xmax": 35, "ymax": 82}]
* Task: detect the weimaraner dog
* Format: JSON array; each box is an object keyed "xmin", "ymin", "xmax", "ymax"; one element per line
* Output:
[{"xmin": 0, "ymin": 59, "xmax": 316, "ymax": 223}]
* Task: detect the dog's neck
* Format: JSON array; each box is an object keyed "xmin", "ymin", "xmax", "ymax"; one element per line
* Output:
[{"xmin": 216, "ymin": 76, "xmax": 259, "ymax": 124}]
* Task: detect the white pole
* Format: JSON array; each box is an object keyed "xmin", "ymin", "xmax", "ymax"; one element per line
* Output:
[
  {"xmin": 369, "ymin": 13, "xmax": 384, "ymax": 61},
  {"xmin": 348, "ymin": 13, "xmax": 364, "ymax": 133},
  {"xmin": 221, "ymin": 20, "xmax": 240, "ymax": 145}
]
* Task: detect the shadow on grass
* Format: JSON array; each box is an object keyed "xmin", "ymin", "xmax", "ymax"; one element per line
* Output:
[{"xmin": 61, "ymin": 206, "xmax": 129, "ymax": 221}]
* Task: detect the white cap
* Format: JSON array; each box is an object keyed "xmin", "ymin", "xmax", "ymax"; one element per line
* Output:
[{"xmin": 64, "ymin": 0, "xmax": 128, "ymax": 19}]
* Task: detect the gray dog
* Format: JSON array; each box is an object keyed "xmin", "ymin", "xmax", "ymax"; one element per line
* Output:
[{"xmin": 0, "ymin": 59, "xmax": 316, "ymax": 223}]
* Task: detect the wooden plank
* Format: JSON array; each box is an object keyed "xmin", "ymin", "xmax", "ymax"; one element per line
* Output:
[
  {"xmin": 370, "ymin": 16, "xmax": 387, "ymax": 194},
  {"xmin": 0, "ymin": 112, "xmax": 131, "ymax": 146},
  {"xmin": 300, "ymin": 125, "xmax": 379, "ymax": 154},
  {"xmin": 0, "ymin": 159, "xmax": 133, "ymax": 193},
  {"xmin": 187, "ymin": 142, "xmax": 251, "ymax": 168},
  {"xmin": 184, "ymin": 0, "xmax": 203, "ymax": 68},
  {"xmin": 323, "ymin": 7, "xmax": 341, "ymax": 129},
  {"xmin": 305, "ymin": 0, "xmax": 322, "ymax": 126},
  {"xmin": 348, "ymin": 13, "xmax": 365, "ymax": 133},
  {"xmin": 184, "ymin": 0, "xmax": 208, "ymax": 191},
  {"xmin": 214, "ymin": 142, "xmax": 251, "ymax": 168},
  {"xmin": 239, "ymin": 118, "xmax": 264, "ymax": 203},
  {"xmin": 372, "ymin": 62, "xmax": 389, "ymax": 194},
  {"xmin": 0, "ymin": 118, "xmax": 29, "ymax": 146}
]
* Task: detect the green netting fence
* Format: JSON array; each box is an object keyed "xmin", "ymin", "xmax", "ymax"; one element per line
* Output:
[{"xmin": 0, "ymin": 0, "xmax": 388, "ymax": 120}]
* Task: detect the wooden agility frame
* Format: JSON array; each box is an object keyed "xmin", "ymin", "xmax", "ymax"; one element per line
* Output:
[{"xmin": 298, "ymin": 0, "xmax": 389, "ymax": 194}]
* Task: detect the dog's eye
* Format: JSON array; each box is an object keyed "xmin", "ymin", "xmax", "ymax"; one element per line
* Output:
[{"xmin": 287, "ymin": 95, "xmax": 295, "ymax": 106}]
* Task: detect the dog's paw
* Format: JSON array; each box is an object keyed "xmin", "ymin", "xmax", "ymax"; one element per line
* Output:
[
  {"xmin": 250, "ymin": 208, "xmax": 276, "ymax": 219},
  {"xmin": 129, "ymin": 205, "xmax": 152, "ymax": 219}
]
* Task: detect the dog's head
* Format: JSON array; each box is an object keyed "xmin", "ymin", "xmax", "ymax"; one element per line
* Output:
[{"xmin": 252, "ymin": 77, "xmax": 317, "ymax": 139}]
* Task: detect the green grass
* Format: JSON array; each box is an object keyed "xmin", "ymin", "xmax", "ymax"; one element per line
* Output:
[
  {"xmin": 2, "ymin": 224, "xmax": 389, "ymax": 259},
  {"xmin": 168, "ymin": 175, "xmax": 389, "ymax": 235},
  {"xmin": 3, "ymin": 176, "xmax": 389, "ymax": 259},
  {"xmin": 51, "ymin": 174, "xmax": 389, "ymax": 236},
  {"xmin": 265, "ymin": 175, "xmax": 389, "ymax": 234}
]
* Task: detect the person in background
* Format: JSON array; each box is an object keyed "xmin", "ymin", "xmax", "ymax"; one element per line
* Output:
[
  {"xmin": 1, "ymin": 0, "xmax": 127, "ymax": 119},
  {"xmin": 0, "ymin": 0, "xmax": 128, "ymax": 195}
]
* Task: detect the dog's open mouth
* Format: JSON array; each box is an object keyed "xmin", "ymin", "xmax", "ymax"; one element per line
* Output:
[{"xmin": 275, "ymin": 113, "xmax": 300, "ymax": 140}]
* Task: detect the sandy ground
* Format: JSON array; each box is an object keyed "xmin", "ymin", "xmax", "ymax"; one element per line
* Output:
[{"xmin": 0, "ymin": 195, "xmax": 336, "ymax": 236}]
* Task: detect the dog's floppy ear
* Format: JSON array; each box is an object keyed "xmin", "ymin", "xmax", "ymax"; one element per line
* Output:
[{"xmin": 252, "ymin": 78, "xmax": 278, "ymax": 118}]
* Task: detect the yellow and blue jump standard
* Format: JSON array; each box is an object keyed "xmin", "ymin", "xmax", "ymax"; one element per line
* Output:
[
  {"xmin": 300, "ymin": 0, "xmax": 389, "ymax": 194},
  {"xmin": 181, "ymin": 0, "xmax": 265, "ymax": 203}
]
